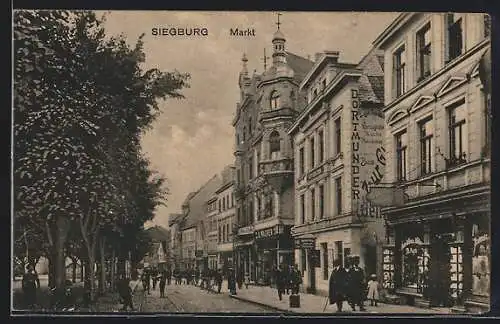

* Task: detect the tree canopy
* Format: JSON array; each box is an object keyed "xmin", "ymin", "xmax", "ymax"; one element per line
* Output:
[{"xmin": 13, "ymin": 9, "xmax": 189, "ymax": 290}]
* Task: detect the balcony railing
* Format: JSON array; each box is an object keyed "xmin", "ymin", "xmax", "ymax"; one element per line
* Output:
[
  {"xmin": 259, "ymin": 158, "xmax": 293, "ymax": 175},
  {"xmin": 259, "ymin": 107, "xmax": 296, "ymax": 122}
]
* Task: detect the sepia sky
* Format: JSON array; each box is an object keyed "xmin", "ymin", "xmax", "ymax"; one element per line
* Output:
[{"xmin": 100, "ymin": 11, "xmax": 399, "ymax": 229}]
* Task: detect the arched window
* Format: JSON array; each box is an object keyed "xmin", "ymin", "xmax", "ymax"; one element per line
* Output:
[
  {"xmin": 269, "ymin": 130, "xmax": 281, "ymax": 159},
  {"xmin": 242, "ymin": 127, "xmax": 246, "ymax": 142},
  {"xmin": 270, "ymin": 91, "xmax": 280, "ymax": 109}
]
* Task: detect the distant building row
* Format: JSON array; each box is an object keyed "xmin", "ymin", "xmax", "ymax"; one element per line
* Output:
[{"xmin": 169, "ymin": 165, "xmax": 236, "ymax": 274}]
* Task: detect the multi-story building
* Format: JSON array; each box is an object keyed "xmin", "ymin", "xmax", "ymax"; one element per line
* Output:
[
  {"xmin": 169, "ymin": 213, "xmax": 185, "ymax": 271},
  {"xmin": 181, "ymin": 226, "xmax": 196, "ymax": 270},
  {"xmin": 233, "ymin": 21, "xmax": 314, "ymax": 284},
  {"xmin": 144, "ymin": 225, "xmax": 171, "ymax": 271},
  {"xmin": 372, "ymin": 13, "xmax": 490, "ymax": 312},
  {"xmin": 206, "ymin": 195, "xmax": 219, "ymax": 270},
  {"xmin": 216, "ymin": 165, "xmax": 236, "ymax": 273},
  {"xmin": 288, "ymin": 48, "xmax": 386, "ymax": 295},
  {"xmin": 173, "ymin": 175, "xmax": 222, "ymax": 271}
]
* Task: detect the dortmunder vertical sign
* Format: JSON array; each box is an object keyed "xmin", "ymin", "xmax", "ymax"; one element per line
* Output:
[{"xmin": 351, "ymin": 88, "xmax": 361, "ymax": 201}]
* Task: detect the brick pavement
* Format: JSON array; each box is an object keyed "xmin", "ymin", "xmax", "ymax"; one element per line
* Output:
[
  {"xmin": 228, "ymin": 282, "xmax": 452, "ymax": 314},
  {"xmin": 142, "ymin": 282, "xmax": 275, "ymax": 313}
]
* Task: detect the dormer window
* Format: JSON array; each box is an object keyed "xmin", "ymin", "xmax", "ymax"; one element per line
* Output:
[{"xmin": 270, "ymin": 90, "xmax": 280, "ymax": 109}]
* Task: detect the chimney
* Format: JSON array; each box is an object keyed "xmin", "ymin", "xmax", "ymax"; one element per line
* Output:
[
  {"xmin": 314, "ymin": 52, "xmax": 322, "ymax": 62},
  {"xmin": 324, "ymin": 50, "xmax": 340, "ymax": 63}
]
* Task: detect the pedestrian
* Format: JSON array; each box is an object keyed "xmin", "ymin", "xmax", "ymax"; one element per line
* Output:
[
  {"xmin": 215, "ymin": 269, "xmax": 223, "ymax": 293},
  {"xmin": 151, "ymin": 267, "xmax": 158, "ymax": 290},
  {"xmin": 366, "ymin": 274, "xmax": 380, "ymax": 306},
  {"xmin": 142, "ymin": 268, "xmax": 151, "ymax": 295},
  {"xmin": 328, "ymin": 259, "xmax": 348, "ymax": 312},
  {"xmin": 166, "ymin": 268, "xmax": 172, "ymax": 285},
  {"xmin": 346, "ymin": 256, "xmax": 366, "ymax": 311},
  {"xmin": 236, "ymin": 268, "xmax": 244, "ymax": 290},
  {"xmin": 276, "ymin": 265, "xmax": 286, "ymax": 301},
  {"xmin": 291, "ymin": 264, "xmax": 302, "ymax": 295},
  {"xmin": 22, "ymin": 264, "xmax": 40, "ymax": 309},
  {"xmin": 228, "ymin": 267, "xmax": 237, "ymax": 295},
  {"xmin": 117, "ymin": 274, "xmax": 134, "ymax": 311},
  {"xmin": 270, "ymin": 265, "xmax": 277, "ymax": 288},
  {"xmin": 159, "ymin": 269, "xmax": 167, "ymax": 298},
  {"xmin": 285, "ymin": 265, "xmax": 292, "ymax": 295}
]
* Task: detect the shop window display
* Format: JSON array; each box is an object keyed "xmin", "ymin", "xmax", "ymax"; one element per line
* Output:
[
  {"xmin": 472, "ymin": 223, "xmax": 490, "ymax": 297},
  {"xmin": 401, "ymin": 236, "xmax": 429, "ymax": 293},
  {"xmin": 382, "ymin": 248, "xmax": 395, "ymax": 290}
]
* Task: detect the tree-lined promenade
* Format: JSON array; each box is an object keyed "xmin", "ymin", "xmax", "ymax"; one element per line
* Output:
[{"xmin": 13, "ymin": 10, "xmax": 189, "ymax": 310}]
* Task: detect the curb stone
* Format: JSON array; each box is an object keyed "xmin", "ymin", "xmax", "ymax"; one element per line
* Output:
[{"xmin": 229, "ymin": 294, "xmax": 293, "ymax": 314}]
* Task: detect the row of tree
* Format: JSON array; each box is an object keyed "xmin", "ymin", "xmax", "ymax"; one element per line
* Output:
[{"xmin": 13, "ymin": 10, "xmax": 190, "ymax": 303}]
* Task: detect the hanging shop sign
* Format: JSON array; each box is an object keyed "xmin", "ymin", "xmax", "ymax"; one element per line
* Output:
[
  {"xmin": 295, "ymin": 237, "xmax": 316, "ymax": 250},
  {"xmin": 255, "ymin": 224, "xmax": 289, "ymax": 240},
  {"xmin": 255, "ymin": 227, "xmax": 277, "ymax": 239},
  {"xmin": 310, "ymin": 250, "xmax": 321, "ymax": 268}
]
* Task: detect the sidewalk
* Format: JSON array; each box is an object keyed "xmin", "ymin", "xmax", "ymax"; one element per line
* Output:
[{"xmin": 228, "ymin": 283, "xmax": 452, "ymax": 314}]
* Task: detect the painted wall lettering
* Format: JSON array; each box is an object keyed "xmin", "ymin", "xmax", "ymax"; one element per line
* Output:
[
  {"xmin": 351, "ymin": 89, "xmax": 360, "ymax": 200},
  {"xmin": 361, "ymin": 147, "xmax": 386, "ymax": 194}
]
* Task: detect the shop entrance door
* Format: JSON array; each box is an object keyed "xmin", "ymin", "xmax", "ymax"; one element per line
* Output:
[
  {"xmin": 364, "ymin": 245, "xmax": 377, "ymax": 278},
  {"xmin": 429, "ymin": 221, "xmax": 453, "ymax": 307},
  {"xmin": 307, "ymin": 249, "xmax": 316, "ymax": 293}
]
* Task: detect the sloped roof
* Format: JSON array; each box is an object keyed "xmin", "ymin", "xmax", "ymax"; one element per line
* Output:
[
  {"xmin": 220, "ymin": 164, "xmax": 235, "ymax": 188},
  {"xmin": 286, "ymin": 52, "xmax": 315, "ymax": 83},
  {"xmin": 181, "ymin": 175, "xmax": 222, "ymax": 230},
  {"xmin": 168, "ymin": 213, "xmax": 184, "ymax": 227},
  {"xmin": 146, "ymin": 225, "xmax": 170, "ymax": 242},
  {"xmin": 357, "ymin": 48, "xmax": 385, "ymax": 104}
]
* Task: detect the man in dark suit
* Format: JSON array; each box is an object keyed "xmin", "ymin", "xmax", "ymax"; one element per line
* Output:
[
  {"xmin": 347, "ymin": 256, "xmax": 366, "ymax": 311},
  {"xmin": 328, "ymin": 259, "xmax": 348, "ymax": 312}
]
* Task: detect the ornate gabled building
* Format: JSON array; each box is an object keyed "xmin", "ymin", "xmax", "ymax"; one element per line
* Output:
[
  {"xmin": 288, "ymin": 47, "xmax": 386, "ymax": 296},
  {"xmin": 232, "ymin": 20, "xmax": 314, "ymax": 284}
]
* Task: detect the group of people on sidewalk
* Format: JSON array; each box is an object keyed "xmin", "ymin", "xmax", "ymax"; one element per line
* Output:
[
  {"xmin": 271, "ymin": 264, "xmax": 302, "ymax": 301},
  {"xmin": 328, "ymin": 256, "xmax": 380, "ymax": 312}
]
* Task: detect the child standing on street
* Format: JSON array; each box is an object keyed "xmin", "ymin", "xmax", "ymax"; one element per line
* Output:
[
  {"xmin": 366, "ymin": 274, "xmax": 380, "ymax": 306},
  {"xmin": 244, "ymin": 272, "xmax": 250, "ymax": 289}
]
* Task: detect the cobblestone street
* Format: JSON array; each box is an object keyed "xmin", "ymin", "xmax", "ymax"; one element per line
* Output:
[{"xmin": 141, "ymin": 283, "xmax": 276, "ymax": 313}]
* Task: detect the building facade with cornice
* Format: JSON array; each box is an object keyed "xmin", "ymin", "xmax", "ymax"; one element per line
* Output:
[
  {"xmin": 215, "ymin": 165, "xmax": 236, "ymax": 273},
  {"xmin": 233, "ymin": 23, "xmax": 314, "ymax": 284},
  {"xmin": 373, "ymin": 13, "xmax": 490, "ymax": 312},
  {"xmin": 288, "ymin": 48, "xmax": 386, "ymax": 296}
]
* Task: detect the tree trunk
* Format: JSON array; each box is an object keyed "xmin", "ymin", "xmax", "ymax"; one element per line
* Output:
[
  {"xmin": 48, "ymin": 251, "xmax": 56, "ymax": 288},
  {"xmin": 117, "ymin": 257, "xmax": 126, "ymax": 277},
  {"xmin": 55, "ymin": 216, "xmax": 70, "ymax": 290},
  {"xmin": 110, "ymin": 249, "xmax": 116, "ymax": 291},
  {"xmin": 80, "ymin": 259, "xmax": 84, "ymax": 282},
  {"xmin": 99, "ymin": 237, "xmax": 106, "ymax": 294},
  {"xmin": 88, "ymin": 254, "xmax": 96, "ymax": 301}
]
